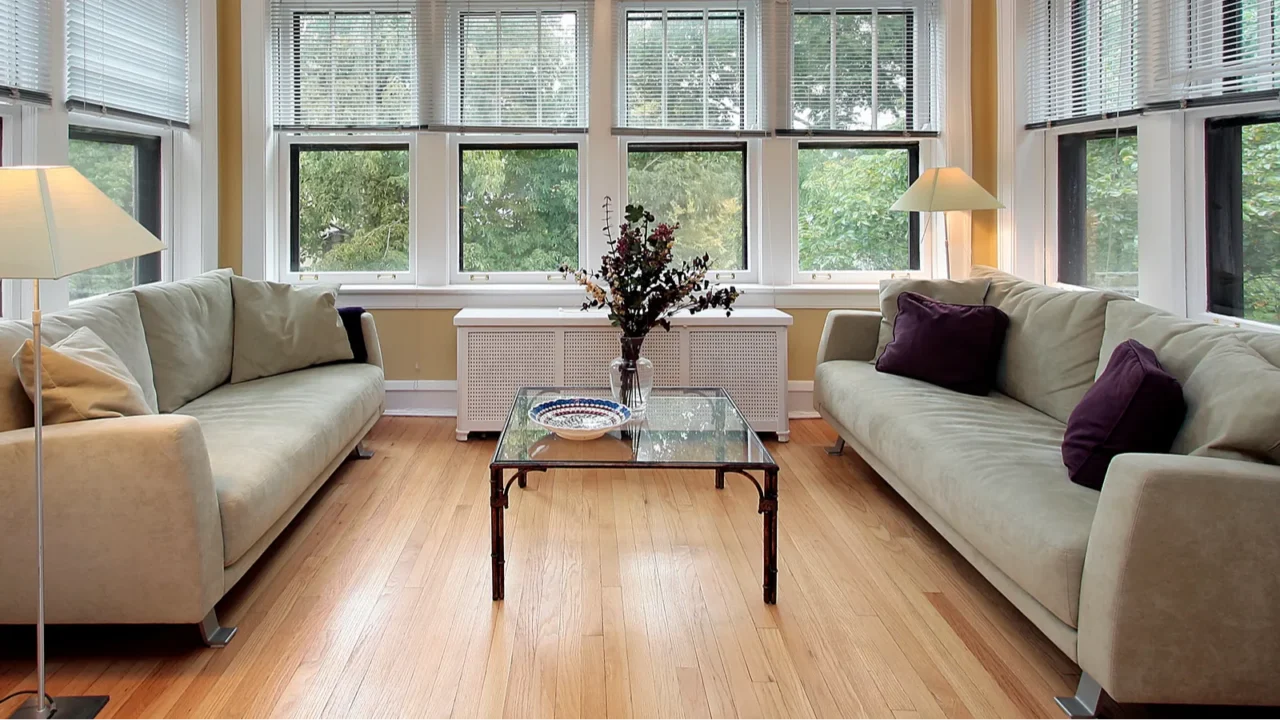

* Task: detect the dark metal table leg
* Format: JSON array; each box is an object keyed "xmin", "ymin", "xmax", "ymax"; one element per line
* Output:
[
  {"xmin": 760, "ymin": 468, "xmax": 778, "ymax": 604},
  {"xmin": 490, "ymin": 467, "xmax": 506, "ymax": 601},
  {"xmin": 715, "ymin": 469, "xmax": 725, "ymax": 489},
  {"xmin": 517, "ymin": 469, "xmax": 528, "ymax": 488}
]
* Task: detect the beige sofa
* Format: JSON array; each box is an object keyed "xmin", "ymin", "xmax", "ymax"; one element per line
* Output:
[
  {"xmin": 814, "ymin": 267, "xmax": 1280, "ymax": 714},
  {"xmin": 0, "ymin": 270, "xmax": 385, "ymax": 646}
]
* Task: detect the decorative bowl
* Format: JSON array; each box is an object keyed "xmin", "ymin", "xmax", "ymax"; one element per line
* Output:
[{"xmin": 529, "ymin": 397, "xmax": 632, "ymax": 441}]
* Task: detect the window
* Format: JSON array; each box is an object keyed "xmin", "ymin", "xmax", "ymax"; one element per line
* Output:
[
  {"xmin": 626, "ymin": 142, "xmax": 747, "ymax": 271},
  {"xmin": 450, "ymin": 7, "xmax": 589, "ymax": 130},
  {"xmin": 1026, "ymin": 0, "xmax": 1138, "ymax": 125},
  {"xmin": 67, "ymin": 127, "xmax": 163, "ymax": 302},
  {"xmin": 289, "ymin": 143, "xmax": 411, "ymax": 277},
  {"xmin": 1153, "ymin": 0, "xmax": 1280, "ymax": 101},
  {"xmin": 459, "ymin": 144, "xmax": 580, "ymax": 273},
  {"xmin": 68, "ymin": 0, "xmax": 190, "ymax": 125},
  {"xmin": 272, "ymin": 5, "xmax": 419, "ymax": 129},
  {"xmin": 618, "ymin": 3, "xmax": 761, "ymax": 132},
  {"xmin": 1206, "ymin": 115, "xmax": 1280, "ymax": 325},
  {"xmin": 797, "ymin": 143, "xmax": 919, "ymax": 273},
  {"xmin": 1057, "ymin": 129, "xmax": 1139, "ymax": 295},
  {"xmin": 788, "ymin": 0, "xmax": 941, "ymax": 133}
]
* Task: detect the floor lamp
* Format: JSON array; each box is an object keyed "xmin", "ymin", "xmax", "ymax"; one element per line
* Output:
[
  {"xmin": 0, "ymin": 167, "xmax": 166, "ymax": 719},
  {"xmin": 891, "ymin": 167, "xmax": 1004, "ymax": 279}
]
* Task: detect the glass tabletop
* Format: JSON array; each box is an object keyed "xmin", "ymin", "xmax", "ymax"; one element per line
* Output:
[{"xmin": 492, "ymin": 387, "xmax": 778, "ymax": 469}]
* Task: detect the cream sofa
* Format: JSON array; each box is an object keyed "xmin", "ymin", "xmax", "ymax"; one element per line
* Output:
[
  {"xmin": 814, "ymin": 267, "xmax": 1280, "ymax": 714},
  {"xmin": 0, "ymin": 270, "xmax": 385, "ymax": 646}
]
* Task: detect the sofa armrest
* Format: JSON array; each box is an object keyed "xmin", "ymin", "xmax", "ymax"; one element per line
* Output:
[
  {"xmin": 361, "ymin": 312, "xmax": 384, "ymax": 370},
  {"xmin": 816, "ymin": 310, "xmax": 881, "ymax": 365},
  {"xmin": 1078, "ymin": 453, "xmax": 1280, "ymax": 705},
  {"xmin": 0, "ymin": 414, "xmax": 224, "ymax": 625}
]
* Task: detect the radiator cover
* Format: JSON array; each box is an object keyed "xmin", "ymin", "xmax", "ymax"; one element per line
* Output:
[{"xmin": 454, "ymin": 308, "xmax": 792, "ymax": 441}]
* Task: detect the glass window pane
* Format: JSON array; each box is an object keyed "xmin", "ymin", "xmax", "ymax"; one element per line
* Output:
[
  {"xmin": 791, "ymin": 12, "xmax": 832, "ymax": 130},
  {"xmin": 834, "ymin": 12, "xmax": 873, "ymax": 130},
  {"xmin": 459, "ymin": 145, "xmax": 579, "ymax": 273},
  {"xmin": 1058, "ymin": 132, "xmax": 1138, "ymax": 296},
  {"xmin": 797, "ymin": 146, "xmax": 915, "ymax": 272},
  {"xmin": 626, "ymin": 144, "xmax": 746, "ymax": 270},
  {"xmin": 1240, "ymin": 122, "xmax": 1280, "ymax": 324},
  {"xmin": 292, "ymin": 145, "xmax": 411, "ymax": 273},
  {"xmin": 624, "ymin": 9, "xmax": 745, "ymax": 130},
  {"xmin": 68, "ymin": 136, "xmax": 141, "ymax": 302}
]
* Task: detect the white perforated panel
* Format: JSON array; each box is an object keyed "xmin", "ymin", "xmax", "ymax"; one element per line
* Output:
[
  {"xmin": 689, "ymin": 331, "xmax": 780, "ymax": 427},
  {"xmin": 562, "ymin": 330, "xmax": 682, "ymax": 387},
  {"xmin": 465, "ymin": 331, "xmax": 557, "ymax": 423}
]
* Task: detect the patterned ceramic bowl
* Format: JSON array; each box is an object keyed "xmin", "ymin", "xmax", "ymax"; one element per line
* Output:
[{"xmin": 529, "ymin": 397, "xmax": 632, "ymax": 441}]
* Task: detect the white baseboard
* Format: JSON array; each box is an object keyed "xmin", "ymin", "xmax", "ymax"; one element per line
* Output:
[{"xmin": 385, "ymin": 379, "xmax": 821, "ymax": 420}]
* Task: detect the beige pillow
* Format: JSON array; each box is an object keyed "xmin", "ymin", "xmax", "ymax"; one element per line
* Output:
[
  {"xmin": 230, "ymin": 277, "xmax": 354, "ymax": 384},
  {"xmin": 874, "ymin": 277, "xmax": 992, "ymax": 360},
  {"xmin": 1174, "ymin": 338, "xmax": 1280, "ymax": 463},
  {"xmin": 12, "ymin": 327, "xmax": 154, "ymax": 425}
]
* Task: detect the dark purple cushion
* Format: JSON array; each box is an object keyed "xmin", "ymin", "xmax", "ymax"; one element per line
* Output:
[
  {"xmin": 1063, "ymin": 340, "xmax": 1187, "ymax": 491},
  {"xmin": 875, "ymin": 291, "xmax": 1009, "ymax": 396}
]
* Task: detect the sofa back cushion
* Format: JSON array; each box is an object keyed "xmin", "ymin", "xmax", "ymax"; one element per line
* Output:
[
  {"xmin": 229, "ymin": 277, "xmax": 353, "ymax": 384},
  {"xmin": 134, "ymin": 269, "xmax": 234, "ymax": 412},
  {"xmin": 1099, "ymin": 301, "xmax": 1280, "ymax": 459},
  {"xmin": 973, "ymin": 266, "xmax": 1131, "ymax": 424}
]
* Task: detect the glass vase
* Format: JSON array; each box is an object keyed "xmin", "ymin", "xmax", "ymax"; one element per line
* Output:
[{"xmin": 610, "ymin": 335, "xmax": 654, "ymax": 414}]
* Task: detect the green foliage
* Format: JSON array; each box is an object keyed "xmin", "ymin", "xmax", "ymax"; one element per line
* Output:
[
  {"xmin": 67, "ymin": 138, "xmax": 138, "ymax": 302},
  {"xmin": 798, "ymin": 147, "xmax": 911, "ymax": 271},
  {"xmin": 627, "ymin": 148, "xmax": 745, "ymax": 270},
  {"xmin": 1083, "ymin": 135, "xmax": 1139, "ymax": 296},
  {"xmin": 461, "ymin": 147, "xmax": 579, "ymax": 272},
  {"xmin": 1240, "ymin": 122, "xmax": 1280, "ymax": 325},
  {"xmin": 295, "ymin": 147, "xmax": 410, "ymax": 273}
]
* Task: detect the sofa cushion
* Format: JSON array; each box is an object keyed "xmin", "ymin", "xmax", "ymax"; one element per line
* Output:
[
  {"xmin": 973, "ymin": 266, "xmax": 1130, "ymax": 424},
  {"xmin": 1178, "ymin": 338, "xmax": 1280, "ymax": 463},
  {"xmin": 230, "ymin": 277, "xmax": 353, "ymax": 384},
  {"xmin": 134, "ymin": 269, "xmax": 234, "ymax": 412},
  {"xmin": 0, "ymin": 320, "xmax": 56, "ymax": 432},
  {"xmin": 13, "ymin": 327, "xmax": 155, "ymax": 424},
  {"xmin": 176, "ymin": 363, "xmax": 384, "ymax": 566},
  {"xmin": 816, "ymin": 360, "xmax": 1098, "ymax": 627},
  {"xmin": 876, "ymin": 292, "xmax": 1009, "ymax": 395},
  {"xmin": 874, "ymin": 277, "xmax": 991, "ymax": 360},
  {"xmin": 43, "ymin": 292, "xmax": 157, "ymax": 413}
]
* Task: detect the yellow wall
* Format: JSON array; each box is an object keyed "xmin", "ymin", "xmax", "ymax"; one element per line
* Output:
[{"xmin": 215, "ymin": 4, "xmax": 999, "ymax": 383}]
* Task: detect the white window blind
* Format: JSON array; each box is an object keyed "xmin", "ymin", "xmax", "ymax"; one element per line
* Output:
[
  {"xmin": 614, "ymin": 0, "xmax": 765, "ymax": 135},
  {"xmin": 67, "ymin": 0, "xmax": 191, "ymax": 126},
  {"xmin": 271, "ymin": 0, "xmax": 421, "ymax": 129},
  {"xmin": 0, "ymin": 0, "xmax": 51, "ymax": 103},
  {"xmin": 786, "ymin": 0, "xmax": 942, "ymax": 134},
  {"xmin": 1149, "ymin": 0, "xmax": 1280, "ymax": 103},
  {"xmin": 444, "ymin": 2, "xmax": 591, "ymax": 131},
  {"xmin": 1025, "ymin": 0, "xmax": 1139, "ymax": 125}
]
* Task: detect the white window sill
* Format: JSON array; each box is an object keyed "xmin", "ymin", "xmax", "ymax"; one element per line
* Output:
[{"xmin": 334, "ymin": 282, "xmax": 880, "ymax": 309}]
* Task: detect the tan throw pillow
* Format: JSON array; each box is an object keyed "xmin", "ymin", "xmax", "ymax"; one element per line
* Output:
[
  {"xmin": 12, "ymin": 327, "xmax": 154, "ymax": 425},
  {"xmin": 1174, "ymin": 338, "xmax": 1280, "ymax": 463},
  {"xmin": 874, "ymin": 277, "xmax": 992, "ymax": 360},
  {"xmin": 230, "ymin": 277, "xmax": 354, "ymax": 384}
]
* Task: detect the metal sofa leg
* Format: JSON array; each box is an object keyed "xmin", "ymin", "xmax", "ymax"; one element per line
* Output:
[
  {"xmin": 826, "ymin": 437, "xmax": 846, "ymax": 455},
  {"xmin": 199, "ymin": 609, "xmax": 238, "ymax": 648},
  {"xmin": 1055, "ymin": 672, "xmax": 1105, "ymax": 719},
  {"xmin": 350, "ymin": 441, "xmax": 374, "ymax": 460}
]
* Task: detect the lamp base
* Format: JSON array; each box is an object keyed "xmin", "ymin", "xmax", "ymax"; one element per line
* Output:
[{"xmin": 9, "ymin": 695, "xmax": 108, "ymax": 719}]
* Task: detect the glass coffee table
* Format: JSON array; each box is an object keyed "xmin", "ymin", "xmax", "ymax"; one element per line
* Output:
[{"xmin": 490, "ymin": 387, "xmax": 780, "ymax": 604}]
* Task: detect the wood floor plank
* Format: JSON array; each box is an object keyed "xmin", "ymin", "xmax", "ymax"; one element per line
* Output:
[{"xmin": 0, "ymin": 418, "xmax": 1079, "ymax": 719}]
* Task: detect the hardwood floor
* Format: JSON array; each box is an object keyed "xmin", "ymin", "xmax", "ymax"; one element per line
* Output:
[{"xmin": 0, "ymin": 418, "xmax": 1078, "ymax": 718}]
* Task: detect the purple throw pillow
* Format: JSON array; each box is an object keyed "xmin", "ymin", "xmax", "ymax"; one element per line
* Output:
[
  {"xmin": 875, "ymin": 291, "xmax": 1009, "ymax": 396},
  {"xmin": 1062, "ymin": 340, "xmax": 1187, "ymax": 491}
]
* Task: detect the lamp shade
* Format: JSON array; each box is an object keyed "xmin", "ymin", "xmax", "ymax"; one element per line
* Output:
[
  {"xmin": 0, "ymin": 166, "xmax": 166, "ymax": 280},
  {"xmin": 890, "ymin": 166, "xmax": 1005, "ymax": 212}
]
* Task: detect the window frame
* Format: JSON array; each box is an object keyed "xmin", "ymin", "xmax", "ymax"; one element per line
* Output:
[
  {"xmin": 66, "ymin": 115, "xmax": 172, "ymax": 303},
  {"xmin": 790, "ymin": 137, "xmax": 934, "ymax": 284},
  {"xmin": 450, "ymin": 137, "xmax": 588, "ymax": 283},
  {"xmin": 446, "ymin": 1, "xmax": 591, "ymax": 132},
  {"xmin": 621, "ymin": 139, "xmax": 756, "ymax": 283},
  {"xmin": 278, "ymin": 133, "xmax": 419, "ymax": 285},
  {"xmin": 614, "ymin": 0, "xmax": 760, "ymax": 133},
  {"xmin": 1055, "ymin": 125, "xmax": 1140, "ymax": 295}
]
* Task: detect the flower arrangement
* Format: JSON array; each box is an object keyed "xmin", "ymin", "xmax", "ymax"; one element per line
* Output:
[{"xmin": 561, "ymin": 199, "xmax": 740, "ymax": 339}]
